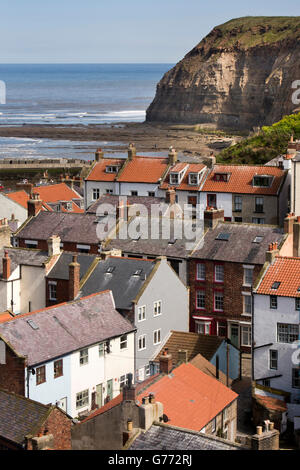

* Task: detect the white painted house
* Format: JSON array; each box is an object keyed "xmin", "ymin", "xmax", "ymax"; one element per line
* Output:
[
  {"xmin": 0, "ymin": 291, "xmax": 136, "ymax": 418},
  {"xmin": 253, "ymin": 255, "xmax": 300, "ymax": 425}
]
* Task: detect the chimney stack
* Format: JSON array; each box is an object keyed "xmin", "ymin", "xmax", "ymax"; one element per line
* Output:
[
  {"xmin": 123, "ymin": 373, "xmax": 137, "ymax": 401},
  {"xmin": 159, "ymin": 348, "xmax": 173, "ymax": 374},
  {"xmin": 284, "ymin": 213, "xmax": 295, "ymax": 235},
  {"xmin": 95, "ymin": 148, "xmax": 104, "ymax": 161},
  {"xmin": 266, "ymin": 242, "xmax": 279, "ymax": 264},
  {"xmin": 47, "ymin": 235, "xmax": 61, "ymax": 257},
  {"xmin": 168, "ymin": 146, "xmax": 177, "ymax": 165},
  {"xmin": 16, "ymin": 182, "xmax": 34, "ymax": 195},
  {"xmin": 69, "ymin": 255, "xmax": 80, "ymax": 301},
  {"xmin": 0, "ymin": 218, "xmax": 11, "ymax": 250},
  {"xmin": 165, "ymin": 187, "xmax": 176, "ymax": 206},
  {"xmin": 128, "ymin": 143, "xmax": 136, "ymax": 161},
  {"xmin": 204, "ymin": 207, "xmax": 224, "ymax": 230},
  {"xmin": 2, "ymin": 251, "xmax": 11, "ymax": 280},
  {"xmin": 207, "ymin": 152, "xmax": 216, "ymax": 168},
  {"xmin": 293, "ymin": 216, "xmax": 300, "ymax": 257},
  {"xmin": 27, "ymin": 193, "xmax": 43, "ymax": 218}
]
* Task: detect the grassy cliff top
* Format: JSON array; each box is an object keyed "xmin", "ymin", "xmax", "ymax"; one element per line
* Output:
[{"xmin": 203, "ymin": 16, "xmax": 300, "ymax": 49}]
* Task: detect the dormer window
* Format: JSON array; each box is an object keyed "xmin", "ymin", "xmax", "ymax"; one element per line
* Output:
[
  {"xmin": 213, "ymin": 173, "xmax": 230, "ymax": 182},
  {"xmin": 252, "ymin": 175, "xmax": 273, "ymax": 187},
  {"xmin": 106, "ymin": 165, "xmax": 119, "ymax": 173},
  {"xmin": 169, "ymin": 168, "xmax": 186, "ymax": 185},
  {"xmin": 189, "ymin": 173, "xmax": 199, "ymax": 186}
]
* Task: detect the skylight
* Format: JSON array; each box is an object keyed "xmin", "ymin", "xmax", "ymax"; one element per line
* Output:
[
  {"xmin": 133, "ymin": 269, "xmax": 142, "ymax": 276},
  {"xmin": 253, "ymin": 236, "xmax": 264, "ymax": 243},
  {"xmin": 27, "ymin": 319, "xmax": 39, "ymax": 330},
  {"xmin": 216, "ymin": 233, "xmax": 230, "ymax": 241},
  {"xmin": 106, "ymin": 266, "xmax": 115, "ymax": 274},
  {"xmin": 271, "ymin": 282, "xmax": 281, "ymax": 290}
]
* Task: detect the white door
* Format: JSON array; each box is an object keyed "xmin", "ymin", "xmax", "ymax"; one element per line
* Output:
[{"xmin": 138, "ymin": 367, "xmax": 145, "ymax": 382}]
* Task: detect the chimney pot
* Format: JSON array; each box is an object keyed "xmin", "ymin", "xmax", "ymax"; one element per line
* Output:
[
  {"xmin": 256, "ymin": 426, "xmax": 263, "ymax": 435},
  {"xmin": 168, "ymin": 146, "xmax": 177, "ymax": 165},
  {"xmin": 128, "ymin": 143, "xmax": 136, "ymax": 160}
]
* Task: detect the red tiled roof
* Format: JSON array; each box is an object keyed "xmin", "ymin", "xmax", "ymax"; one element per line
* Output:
[
  {"xmin": 81, "ymin": 393, "xmax": 123, "ymax": 423},
  {"xmin": 256, "ymin": 256, "xmax": 300, "ymax": 297},
  {"xmin": 86, "ymin": 159, "xmax": 125, "ymax": 181},
  {"xmin": 117, "ymin": 156, "xmax": 169, "ymax": 183},
  {"xmin": 0, "ymin": 311, "xmax": 15, "ymax": 324},
  {"xmin": 255, "ymin": 394, "xmax": 287, "ymax": 412},
  {"xmin": 137, "ymin": 363, "xmax": 237, "ymax": 431},
  {"xmin": 6, "ymin": 190, "xmax": 29, "ymax": 209},
  {"xmin": 202, "ymin": 165, "xmax": 286, "ymax": 195},
  {"xmin": 161, "ymin": 163, "xmax": 207, "ymax": 191}
]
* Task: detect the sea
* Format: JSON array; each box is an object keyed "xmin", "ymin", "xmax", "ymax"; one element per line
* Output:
[{"xmin": 0, "ymin": 63, "xmax": 173, "ymax": 159}]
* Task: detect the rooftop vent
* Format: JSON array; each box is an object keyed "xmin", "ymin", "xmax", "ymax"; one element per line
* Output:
[
  {"xmin": 27, "ymin": 319, "xmax": 39, "ymax": 330},
  {"xmin": 216, "ymin": 232, "xmax": 230, "ymax": 241},
  {"xmin": 106, "ymin": 266, "xmax": 115, "ymax": 274},
  {"xmin": 253, "ymin": 236, "xmax": 264, "ymax": 243},
  {"xmin": 133, "ymin": 269, "xmax": 142, "ymax": 276},
  {"xmin": 271, "ymin": 282, "xmax": 281, "ymax": 290}
]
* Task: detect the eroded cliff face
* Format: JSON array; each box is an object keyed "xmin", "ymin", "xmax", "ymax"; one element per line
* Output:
[{"xmin": 146, "ymin": 17, "xmax": 300, "ymax": 130}]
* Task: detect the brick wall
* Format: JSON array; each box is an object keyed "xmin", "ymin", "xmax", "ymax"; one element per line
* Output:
[
  {"xmin": 46, "ymin": 278, "xmax": 69, "ymax": 307},
  {"xmin": 0, "ymin": 343, "xmax": 26, "ymax": 395},
  {"xmin": 205, "ymin": 399, "xmax": 237, "ymax": 441},
  {"xmin": 26, "ymin": 407, "xmax": 72, "ymax": 450}
]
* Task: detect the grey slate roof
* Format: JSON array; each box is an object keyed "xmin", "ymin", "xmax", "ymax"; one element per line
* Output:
[
  {"xmin": 0, "ymin": 247, "xmax": 49, "ymax": 279},
  {"xmin": 47, "ymin": 252, "xmax": 98, "ymax": 280},
  {"xmin": 107, "ymin": 216, "xmax": 197, "ymax": 259},
  {"xmin": 0, "ymin": 291, "xmax": 135, "ymax": 366},
  {"xmin": 129, "ymin": 423, "xmax": 243, "ymax": 450},
  {"xmin": 80, "ymin": 257, "xmax": 155, "ymax": 310},
  {"xmin": 192, "ymin": 222, "xmax": 284, "ymax": 264},
  {"xmin": 0, "ymin": 388, "xmax": 51, "ymax": 446},
  {"xmin": 16, "ymin": 211, "xmax": 115, "ymax": 244},
  {"xmin": 87, "ymin": 194, "xmax": 165, "ymax": 214}
]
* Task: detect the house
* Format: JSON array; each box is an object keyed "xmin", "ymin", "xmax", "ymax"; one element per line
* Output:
[
  {"xmin": 252, "ymin": 254, "xmax": 300, "ymax": 428},
  {"xmin": 189, "ymin": 207, "xmax": 286, "ymax": 351},
  {"xmin": 136, "ymin": 358, "xmax": 238, "ymax": 441},
  {"xmin": 74, "ymin": 255, "xmax": 189, "ymax": 382},
  {"xmin": 14, "ymin": 210, "xmax": 117, "ymax": 254},
  {"xmin": 84, "ymin": 144, "xmax": 171, "ymax": 209},
  {"xmin": 199, "ymin": 164, "xmax": 289, "ymax": 226},
  {"xmin": 0, "ymin": 388, "xmax": 72, "ymax": 450},
  {"xmin": 0, "ymin": 291, "xmax": 136, "ymax": 418},
  {"xmin": 0, "ymin": 182, "xmax": 84, "ymax": 229},
  {"xmin": 152, "ymin": 330, "xmax": 240, "ymax": 381}
]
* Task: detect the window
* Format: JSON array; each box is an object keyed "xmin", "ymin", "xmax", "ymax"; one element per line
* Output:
[
  {"xmin": 255, "ymin": 197, "xmax": 264, "ymax": 213},
  {"xmin": 138, "ymin": 305, "xmax": 146, "ymax": 322},
  {"xmin": 270, "ymin": 296, "xmax": 277, "ymax": 309},
  {"xmin": 79, "ymin": 348, "xmax": 88, "ymax": 366},
  {"xmin": 54, "ymin": 359, "xmax": 63, "ymax": 378},
  {"xmin": 234, "ymin": 196, "xmax": 242, "ymax": 212},
  {"xmin": 262, "ymin": 379, "xmax": 270, "ymax": 387},
  {"xmin": 234, "ymin": 217, "xmax": 243, "ymax": 222},
  {"xmin": 241, "ymin": 325, "xmax": 251, "ymax": 347},
  {"xmin": 252, "ymin": 217, "xmax": 265, "ymax": 224},
  {"xmin": 252, "ymin": 175, "xmax": 272, "ymax": 187},
  {"xmin": 277, "ymin": 323, "xmax": 299, "ymax": 343},
  {"xmin": 120, "ymin": 374, "xmax": 130, "ymax": 388},
  {"xmin": 92, "ymin": 188, "xmax": 100, "ymax": 200},
  {"xmin": 189, "ymin": 173, "xmax": 199, "ymax": 185},
  {"xmin": 106, "ymin": 189, "xmax": 113, "ymax": 194},
  {"xmin": 292, "ymin": 368, "xmax": 300, "ymax": 388},
  {"xmin": 138, "ymin": 335, "xmax": 146, "ymax": 351},
  {"xmin": 76, "ymin": 389, "xmax": 89, "ymax": 409},
  {"xmin": 196, "ymin": 263, "xmax": 205, "ymax": 280},
  {"xmin": 106, "ymin": 165, "xmax": 118, "ymax": 173},
  {"xmin": 154, "ymin": 300, "xmax": 162, "ymax": 316},
  {"xmin": 120, "ymin": 335, "xmax": 128, "ymax": 350},
  {"xmin": 148, "ymin": 191, "xmax": 155, "ymax": 197},
  {"xmin": 25, "ymin": 240, "xmax": 38, "ymax": 249},
  {"xmin": 196, "ymin": 290, "xmax": 205, "ymax": 310},
  {"xmin": 295, "ymin": 298, "xmax": 300, "ymax": 311},
  {"xmin": 131, "ymin": 191, "xmax": 138, "ymax": 196},
  {"xmin": 145, "ymin": 364, "xmax": 150, "ymax": 376},
  {"xmin": 99, "ymin": 343, "xmax": 104, "ymax": 357},
  {"xmin": 36, "ymin": 365, "xmax": 46, "ymax": 385},
  {"xmin": 223, "ymin": 407, "xmax": 228, "ymax": 422},
  {"xmin": 243, "ymin": 268, "xmax": 253, "ymax": 286},
  {"xmin": 48, "ymin": 281, "xmax": 57, "ymax": 301},
  {"xmin": 207, "ymin": 194, "xmax": 217, "ymax": 208},
  {"xmin": 153, "ymin": 329, "xmax": 161, "ymax": 345},
  {"xmin": 215, "ymin": 264, "xmax": 224, "ymax": 283},
  {"xmin": 211, "ymin": 417, "xmax": 216, "ymax": 433},
  {"xmin": 269, "ymin": 350, "xmax": 278, "ymax": 370},
  {"xmin": 196, "ymin": 321, "xmax": 210, "ymax": 335},
  {"xmin": 170, "ymin": 173, "xmax": 179, "ymax": 185},
  {"xmin": 218, "ymin": 321, "xmax": 227, "ymax": 337},
  {"xmin": 214, "ymin": 291, "xmax": 224, "ymax": 311},
  {"xmin": 243, "ymin": 295, "xmax": 252, "ymax": 315}
]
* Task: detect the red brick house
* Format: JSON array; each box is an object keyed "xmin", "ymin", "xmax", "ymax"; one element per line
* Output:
[{"xmin": 189, "ymin": 208, "xmax": 286, "ymax": 351}]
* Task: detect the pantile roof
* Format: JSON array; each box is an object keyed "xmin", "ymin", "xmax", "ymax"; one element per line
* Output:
[
  {"xmin": 117, "ymin": 156, "xmax": 169, "ymax": 183},
  {"xmin": 255, "ymin": 394, "xmax": 287, "ymax": 413},
  {"xmin": 153, "ymin": 331, "xmax": 224, "ymax": 364},
  {"xmin": 136, "ymin": 363, "xmax": 238, "ymax": 431},
  {"xmin": 5, "ymin": 190, "xmax": 29, "ymax": 209},
  {"xmin": 202, "ymin": 164, "xmax": 286, "ymax": 195},
  {"xmin": 0, "ymin": 311, "xmax": 15, "ymax": 323},
  {"xmin": 191, "ymin": 222, "xmax": 284, "ymax": 264},
  {"xmin": 86, "ymin": 158, "xmax": 125, "ymax": 182},
  {"xmin": 255, "ymin": 256, "xmax": 300, "ymax": 297},
  {"xmin": 0, "ymin": 291, "xmax": 135, "ymax": 366},
  {"xmin": 129, "ymin": 423, "xmax": 243, "ymax": 450},
  {"xmin": 161, "ymin": 163, "xmax": 207, "ymax": 191},
  {"xmin": 0, "ymin": 389, "xmax": 54, "ymax": 446}
]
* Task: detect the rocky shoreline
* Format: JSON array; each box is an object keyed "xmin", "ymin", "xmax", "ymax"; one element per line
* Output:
[{"xmin": 0, "ymin": 122, "xmax": 240, "ymax": 159}]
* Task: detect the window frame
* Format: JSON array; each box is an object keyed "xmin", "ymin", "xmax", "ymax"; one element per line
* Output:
[
  {"xmin": 243, "ymin": 294, "xmax": 252, "ymax": 315},
  {"xmin": 79, "ymin": 348, "xmax": 89, "ymax": 366},
  {"xmin": 48, "ymin": 281, "xmax": 57, "ymax": 301},
  {"xmin": 270, "ymin": 295, "xmax": 277, "ymax": 310},
  {"xmin": 269, "ymin": 350, "xmax": 278, "ymax": 370},
  {"xmin": 76, "ymin": 389, "xmax": 89, "ymax": 409},
  {"xmin": 243, "ymin": 267, "xmax": 254, "ymax": 287},
  {"xmin": 196, "ymin": 262, "xmax": 206, "ymax": 281},
  {"xmin": 153, "ymin": 329, "xmax": 161, "ymax": 345},
  {"xmin": 138, "ymin": 305, "xmax": 146, "ymax": 322},
  {"xmin": 277, "ymin": 323, "xmax": 299, "ymax": 343},
  {"xmin": 214, "ymin": 290, "xmax": 224, "ymax": 312},
  {"xmin": 154, "ymin": 300, "xmax": 162, "ymax": 317},
  {"xmin": 120, "ymin": 334, "xmax": 128, "ymax": 350},
  {"xmin": 214, "ymin": 264, "xmax": 224, "ymax": 283},
  {"xmin": 36, "ymin": 365, "xmax": 46, "ymax": 385},
  {"xmin": 255, "ymin": 196, "xmax": 264, "ymax": 213},
  {"xmin": 196, "ymin": 290, "xmax": 206, "ymax": 310},
  {"xmin": 295, "ymin": 298, "xmax": 300, "ymax": 311},
  {"xmin": 54, "ymin": 359, "xmax": 63, "ymax": 379},
  {"xmin": 92, "ymin": 188, "xmax": 100, "ymax": 201},
  {"xmin": 241, "ymin": 325, "xmax": 251, "ymax": 347},
  {"xmin": 234, "ymin": 195, "xmax": 242, "ymax": 212},
  {"xmin": 138, "ymin": 334, "xmax": 146, "ymax": 351}
]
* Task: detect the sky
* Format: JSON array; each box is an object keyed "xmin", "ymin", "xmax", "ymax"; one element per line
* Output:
[{"xmin": 0, "ymin": 0, "xmax": 300, "ymax": 63}]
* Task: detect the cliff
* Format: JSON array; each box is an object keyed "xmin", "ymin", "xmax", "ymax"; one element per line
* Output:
[{"xmin": 146, "ymin": 17, "xmax": 300, "ymax": 131}]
